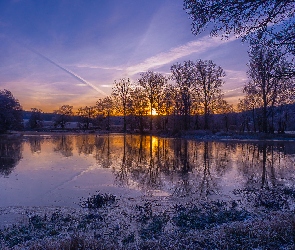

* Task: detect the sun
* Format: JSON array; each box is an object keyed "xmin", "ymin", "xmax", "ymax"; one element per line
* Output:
[{"xmin": 151, "ymin": 108, "xmax": 158, "ymax": 116}]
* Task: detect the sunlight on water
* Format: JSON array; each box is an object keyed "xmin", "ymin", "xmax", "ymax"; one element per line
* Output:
[{"xmin": 0, "ymin": 134, "xmax": 295, "ymax": 208}]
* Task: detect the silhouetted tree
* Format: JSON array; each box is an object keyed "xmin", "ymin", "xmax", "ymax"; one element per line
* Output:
[
  {"xmin": 29, "ymin": 108, "xmax": 43, "ymax": 129},
  {"xmin": 112, "ymin": 78, "xmax": 132, "ymax": 132},
  {"xmin": 162, "ymin": 84, "xmax": 178, "ymax": 131},
  {"xmin": 96, "ymin": 97, "xmax": 114, "ymax": 130},
  {"xmin": 245, "ymin": 33, "xmax": 294, "ymax": 133},
  {"xmin": 194, "ymin": 60, "xmax": 225, "ymax": 130},
  {"xmin": 77, "ymin": 106, "xmax": 97, "ymax": 130},
  {"xmin": 215, "ymin": 99, "xmax": 233, "ymax": 131},
  {"xmin": 138, "ymin": 71, "xmax": 167, "ymax": 131},
  {"xmin": 183, "ymin": 0, "xmax": 295, "ymax": 55},
  {"xmin": 0, "ymin": 89, "xmax": 23, "ymax": 133},
  {"xmin": 53, "ymin": 105, "xmax": 73, "ymax": 129},
  {"xmin": 129, "ymin": 87, "xmax": 149, "ymax": 133},
  {"xmin": 171, "ymin": 60, "xmax": 197, "ymax": 130}
]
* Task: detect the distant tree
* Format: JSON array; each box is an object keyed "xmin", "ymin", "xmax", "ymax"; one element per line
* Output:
[
  {"xmin": 183, "ymin": 0, "xmax": 295, "ymax": 55},
  {"xmin": 129, "ymin": 87, "xmax": 149, "ymax": 132},
  {"xmin": 171, "ymin": 61, "xmax": 197, "ymax": 130},
  {"xmin": 53, "ymin": 105, "xmax": 73, "ymax": 129},
  {"xmin": 77, "ymin": 106, "xmax": 97, "ymax": 130},
  {"xmin": 156, "ymin": 84, "xmax": 176, "ymax": 131},
  {"xmin": 138, "ymin": 71, "xmax": 167, "ymax": 131},
  {"xmin": 194, "ymin": 60, "xmax": 225, "ymax": 130},
  {"xmin": 96, "ymin": 97, "xmax": 114, "ymax": 130},
  {"xmin": 275, "ymin": 89, "xmax": 295, "ymax": 133},
  {"xmin": 237, "ymin": 96, "xmax": 260, "ymax": 132},
  {"xmin": 245, "ymin": 33, "xmax": 294, "ymax": 133},
  {"xmin": 237, "ymin": 98, "xmax": 250, "ymax": 132},
  {"xmin": 112, "ymin": 78, "xmax": 132, "ymax": 132},
  {"xmin": 171, "ymin": 60, "xmax": 225, "ymax": 130},
  {"xmin": 29, "ymin": 108, "xmax": 43, "ymax": 129},
  {"xmin": 215, "ymin": 99, "xmax": 233, "ymax": 132},
  {"xmin": 0, "ymin": 89, "xmax": 23, "ymax": 133}
]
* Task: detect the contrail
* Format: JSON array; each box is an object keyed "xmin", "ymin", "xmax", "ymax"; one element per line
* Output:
[{"xmin": 24, "ymin": 45, "xmax": 107, "ymax": 96}]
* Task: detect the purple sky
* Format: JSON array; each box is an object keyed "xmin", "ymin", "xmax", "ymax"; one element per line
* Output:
[{"xmin": 0, "ymin": 0, "xmax": 249, "ymax": 112}]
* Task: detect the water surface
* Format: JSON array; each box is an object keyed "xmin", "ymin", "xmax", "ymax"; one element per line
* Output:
[{"xmin": 1, "ymin": 134, "xmax": 295, "ymax": 208}]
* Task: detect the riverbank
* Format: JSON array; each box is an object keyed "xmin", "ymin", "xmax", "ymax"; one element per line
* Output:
[
  {"xmin": 1, "ymin": 187, "xmax": 295, "ymax": 249},
  {"xmin": 7, "ymin": 129, "xmax": 295, "ymax": 142}
]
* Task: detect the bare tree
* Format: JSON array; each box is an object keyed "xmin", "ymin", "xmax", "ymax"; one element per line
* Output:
[
  {"xmin": 238, "ymin": 97, "xmax": 257, "ymax": 132},
  {"xmin": 157, "ymin": 84, "xmax": 176, "ymax": 131},
  {"xmin": 245, "ymin": 33, "xmax": 294, "ymax": 133},
  {"xmin": 29, "ymin": 108, "xmax": 43, "ymax": 129},
  {"xmin": 183, "ymin": 0, "xmax": 295, "ymax": 54},
  {"xmin": 112, "ymin": 78, "xmax": 132, "ymax": 132},
  {"xmin": 171, "ymin": 61, "xmax": 197, "ymax": 130},
  {"xmin": 194, "ymin": 60, "xmax": 225, "ymax": 130},
  {"xmin": 129, "ymin": 87, "xmax": 149, "ymax": 133},
  {"xmin": 215, "ymin": 99, "xmax": 233, "ymax": 132},
  {"xmin": 77, "ymin": 106, "xmax": 97, "ymax": 130},
  {"xmin": 138, "ymin": 71, "xmax": 167, "ymax": 131},
  {"xmin": 96, "ymin": 97, "xmax": 114, "ymax": 130},
  {"xmin": 53, "ymin": 105, "xmax": 73, "ymax": 129}
]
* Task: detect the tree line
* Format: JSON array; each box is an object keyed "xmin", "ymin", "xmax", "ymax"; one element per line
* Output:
[
  {"xmin": 24, "ymin": 44, "xmax": 295, "ymax": 134},
  {"xmin": 1, "ymin": 52, "xmax": 294, "ymax": 134},
  {"xmin": 22, "ymin": 59, "xmax": 232, "ymax": 133}
]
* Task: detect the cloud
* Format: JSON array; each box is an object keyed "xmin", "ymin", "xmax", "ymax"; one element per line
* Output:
[
  {"xmin": 125, "ymin": 36, "xmax": 237, "ymax": 75},
  {"xmin": 225, "ymin": 69, "xmax": 248, "ymax": 81},
  {"xmin": 75, "ymin": 64, "xmax": 123, "ymax": 71},
  {"xmin": 23, "ymin": 45, "xmax": 108, "ymax": 96},
  {"xmin": 101, "ymin": 84, "xmax": 113, "ymax": 88},
  {"xmin": 223, "ymin": 87, "xmax": 244, "ymax": 94}
]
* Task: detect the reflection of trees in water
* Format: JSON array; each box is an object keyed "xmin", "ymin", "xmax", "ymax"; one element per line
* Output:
[
  {"xmin": 114, "ymin": 136, "xmax": 163, "ymax": 191},
  {"xmin": 28, "ymin": 136, "xmax": 43, "ymax": 154},
  {"xmin": 53, "ymin": 136, "xmax": 73, "ymax": 157},
  {"xmin": 171, "ymin": 139, "xmax": 194, "ymax": 197},
  {"xmin": 236, "ymin": 142, "xmax": 295, "ymax": 189},
  {"xmin": 94, "ymin": 135, "xmax": 112, "ymax": 169},
  {"xmin": 69, "ymin": 134, "xmax": 295, "ymax": 197},
  {"xmin": 111, "ymin": 137, "xmax": 230, "ymax": 197},
  {"xmin": 76, "ymin": 135, "xmax": 95, "ymax": 155},
  {"xmin": 114, "ymin": 135, "xmax": 131, "ymax": 187},
  {"xmin": 172, "ymin": 141, "xmax": 229, "ymax": 198},
  {"xmin": 213, "ymin": 142, "xmax": 234, "ymax": 176},
  {"xmin": 0, "ymin": 136, "xmax": 23, "ymax": 176},
  {"xmin": 199, "ymin": 142, "xmax": 217, "ymax": 197}
]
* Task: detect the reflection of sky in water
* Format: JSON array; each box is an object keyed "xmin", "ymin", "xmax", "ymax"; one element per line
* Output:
[{"xmin": 0, "ymin": 135, "xmax": 295, "ymax": 208}]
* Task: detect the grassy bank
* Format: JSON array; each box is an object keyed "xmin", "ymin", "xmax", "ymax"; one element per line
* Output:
[{"xmin": 1, "ymin": 188, "xmax": 295, "ymax": 249}]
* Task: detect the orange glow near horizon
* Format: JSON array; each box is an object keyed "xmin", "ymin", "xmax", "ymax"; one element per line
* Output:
[{"xmin": 151, "ymin": 108, "xmax": 158, "ymax": 116}]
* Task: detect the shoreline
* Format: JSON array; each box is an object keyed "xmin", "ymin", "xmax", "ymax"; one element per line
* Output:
[{"xmin": 3, "ymin": 130, "xmax": 295, "ymax": 143}]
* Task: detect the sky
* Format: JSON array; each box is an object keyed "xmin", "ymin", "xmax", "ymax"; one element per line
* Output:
[{"xmin": 0, "ymin": 0, "xmax": 249, "ymax": 112}]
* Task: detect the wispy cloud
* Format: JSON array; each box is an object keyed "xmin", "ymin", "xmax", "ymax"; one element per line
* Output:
[
  {"xmin": 225, "ymin": 69, "xmax": 248, "ymax": 81},
  {"xmin": 223, "ymin": 87, "xmax": 244, "ymax": 94},
  {"xmin": 75, "ymin": 64, "xmax": 123, "ymax": 71},
  {"xmin": 23, "ymin": 46, "xmax": 108, "ymax": 96},
  {"xmin": 125, "ymin": 36, "xmax": 237, "ymax": 75}
]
